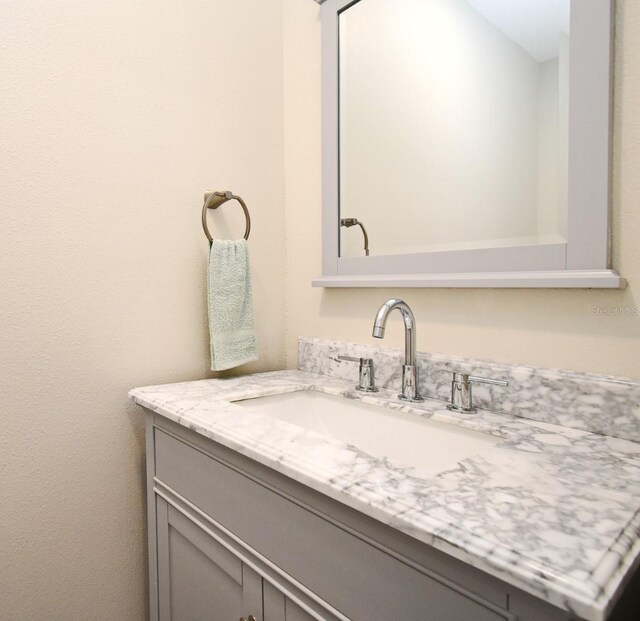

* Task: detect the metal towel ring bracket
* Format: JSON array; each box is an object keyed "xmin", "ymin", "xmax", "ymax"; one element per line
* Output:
[{"xmin": 202, "ymin": 191, "xmax": 251, "ymax": 244}]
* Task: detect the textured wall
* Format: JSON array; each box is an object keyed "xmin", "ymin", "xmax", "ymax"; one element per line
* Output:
[
  {"xmin": 0, "ymin": 1, "xmax": 286, "ymax": 618},
  {"xmin": 283, "ymin": 0, "xmax": 640, "ymax": 379}
]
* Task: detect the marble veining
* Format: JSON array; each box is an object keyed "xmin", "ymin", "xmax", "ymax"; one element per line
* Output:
[
  {"xmin": 299, "ymin": 336, "xmax": 640, "ymax": 442},
  {"xmin": 131, "ymin": 369, "xmax": 640, "ymax": 621}
]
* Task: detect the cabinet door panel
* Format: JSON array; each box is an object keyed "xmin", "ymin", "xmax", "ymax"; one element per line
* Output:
[
  {"xmin": 156, "ymin": 497, "xmax": 261, "ymax": 621},
  {"xmin": 284, "ymin": 600, "xmax": 316, "ymax": 621},
  {"xmin": 263, "ymin": 581, "xmax": 318, "ymax": 621}
]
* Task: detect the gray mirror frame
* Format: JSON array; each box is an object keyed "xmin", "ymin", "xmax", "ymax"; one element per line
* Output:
[{"xmin": 313, "ymin": 0, "xmax": 624, "ymax": 288}]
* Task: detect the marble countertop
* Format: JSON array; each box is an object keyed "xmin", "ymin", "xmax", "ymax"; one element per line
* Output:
[{"xmin": 130, "ymin": 370, "xmax": 640, "ymax": 621}]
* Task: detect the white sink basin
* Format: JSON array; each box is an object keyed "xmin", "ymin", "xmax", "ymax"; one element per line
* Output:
[{"xmin": 233, "ymin": 390, "xmax": 499, "ymax": 478}]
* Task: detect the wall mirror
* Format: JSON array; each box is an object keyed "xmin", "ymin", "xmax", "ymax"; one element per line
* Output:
[{"xmin": 313, "ymin": 0, "xmax": 623, "ymax": 288}]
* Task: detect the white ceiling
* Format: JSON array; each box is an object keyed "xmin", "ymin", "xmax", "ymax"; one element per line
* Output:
[{"xmin": 466, "ymin": 0, "xmax": 570, "ymax": 63}]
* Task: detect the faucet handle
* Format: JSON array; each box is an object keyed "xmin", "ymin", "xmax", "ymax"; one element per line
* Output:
[
  {"xmin": 338, "ymin": 355, "xmax": 361, "ymax": 363},
  {"xmin": 338, "ymin": 355, "xmax": 379, "ymax": 392},
  {"xmin": 468, "ymin": 374, "xmax": 508, "ymax": 387},
  {"xmin": 447, "ymin": 372, "xmax": 508, "ymax": 414}
]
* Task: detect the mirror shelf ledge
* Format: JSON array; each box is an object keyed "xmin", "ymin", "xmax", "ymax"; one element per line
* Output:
[{"xmin": 312, "ymin": 270, "xmax": 625, "ymax": 289}]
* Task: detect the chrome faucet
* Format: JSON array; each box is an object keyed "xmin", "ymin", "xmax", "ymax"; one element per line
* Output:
[
  {"xmin": 447, "ymin": 372, "xmax": 508, "ymax": 414},
  {"xmin": 372, "ymin": 299, "xmax": 423, "ymax": 402},
  {"xmin": 338, "ymin": 355, "xmax": 379, "ymax": 392}
]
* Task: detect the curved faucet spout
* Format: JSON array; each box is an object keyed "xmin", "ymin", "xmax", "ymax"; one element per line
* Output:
[
  {"xmin": 372, "ymin": 299, "xmax": 422, "ymax": 402},
  {"xmin": 372, "ymin": 299, "xmax": 416, "ymax": 366}
]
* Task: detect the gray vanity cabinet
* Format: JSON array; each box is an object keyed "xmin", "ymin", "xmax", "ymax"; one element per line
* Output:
[{"xmin": 145, "ymin": 412, "xmax": 580, "ymax": 621}]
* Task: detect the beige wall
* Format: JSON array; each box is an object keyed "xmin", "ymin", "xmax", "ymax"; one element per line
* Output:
[
  {"xmin": 283, "ymin": 0, "xmax": 640, "ymax": 379},
  {"xmin": 0, "ymin": 1, "xmax": 286, "ymax": 618}
]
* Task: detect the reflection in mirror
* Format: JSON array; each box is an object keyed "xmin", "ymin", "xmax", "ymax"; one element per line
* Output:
[
  {"xmin": 339, "ymin": 0, "xmax": 571, "ymax": 259},
  {"xmin": 340, "ymin": 217, "xmax": 370, "ymax": 255}
]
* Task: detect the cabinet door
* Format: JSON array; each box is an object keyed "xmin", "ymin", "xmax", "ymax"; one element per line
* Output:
[
  {"xmin": 156, "ymin": 496, "xmax": 262, "ymax": 621},
  {"xmin": 262, "ymin": 582, "xmax": 318, "ymax": 621}
]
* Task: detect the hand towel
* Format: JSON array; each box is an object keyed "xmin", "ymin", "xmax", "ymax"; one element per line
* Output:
[{"xmin": 208, "ymin": 239, "xmax": 258, "ymax": 371}]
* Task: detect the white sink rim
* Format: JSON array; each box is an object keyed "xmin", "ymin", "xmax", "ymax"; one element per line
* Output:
[{"xmin": 232, "ymin": 389, "xmax": 500, "ymax": 479}]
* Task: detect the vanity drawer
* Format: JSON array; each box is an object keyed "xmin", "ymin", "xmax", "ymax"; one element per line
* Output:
[{"xmin": 153, "ymin": 427, "xmax": 510, "ymax": 621}]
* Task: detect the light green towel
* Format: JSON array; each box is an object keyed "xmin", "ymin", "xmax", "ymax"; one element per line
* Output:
[{"xmin": 208, "ymin": 239, "xmax": 258, "ymax": 371}]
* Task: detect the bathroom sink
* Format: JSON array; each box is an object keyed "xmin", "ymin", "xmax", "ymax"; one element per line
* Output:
[{"xmin": 233, "ymin": 390, "xmax": 499, "ymax": 478}]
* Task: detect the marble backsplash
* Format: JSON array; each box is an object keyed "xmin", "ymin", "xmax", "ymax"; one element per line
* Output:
[{"xmin": 298, "ymin": 337, "xmax": 640, "ymax": 442}]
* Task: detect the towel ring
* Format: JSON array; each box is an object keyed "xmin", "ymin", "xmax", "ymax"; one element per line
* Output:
[{"xmin": 202, "ymin": 191, "xmax": 251, "ymax": 244}]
